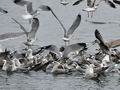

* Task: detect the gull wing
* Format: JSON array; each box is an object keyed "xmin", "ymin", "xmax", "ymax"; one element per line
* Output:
[
  {"xmin": 13, "ymin": 0, "xmax": 30, "ymax": 6},
  {"xmin": 95, "ymin": 29, "xmax": 105, "ymax": 44},
  {"xmin": 0, "ymin": 32, "xmax": 25, "ymax": 41},
  {"xmin": 95, "ymin": 29, "xmax": 109, "ymax": 53},
  {"xmin": 85, "ymin": 20, "xmax": 107, "ymax": 24},
  {"xmin": 39, "ymin": 5, "xmax": 67, "ymax": 35},
  {"xmin": 43, "ymin": 45, "xmax": 61, "ymax": 58},
  {"xmin": 67, "ymin": 14, "xmax": 81, "ymax": 37},
  {"xmin": 106, "ymin": 39, "xmax": 120, "ymax": 48},
  {"xmin": 39, "ymin": 5, "xmax": 51, "ymax": 11},
  {"xmin": 28, "ymin": 18, "xmax": 39, "ymax": 39},
  {"xmin": 11, "ymin": 18, "xmax": 28, "ymax": 35},
  {"xmin": 0, "ymin": 7, "xmax": 8, "ymax": 14},
  {"xmin": 63, "ymin": 43, "xmax": 87, "ymax": 58},
  {"xmin": 73, "ymin": 0, "xmax": 84, "ymax": 6},
  {"xmin": 87, "ymin": 0, "xmax": 96, "ymax": 7},
  {"xmin": 26, "ymin": 2, "xmax": 34, "ymax": 14},
  {"xmin": 105, "ymin": 0, "xmax": 116, "ymax": 8},
  {"xmin": 113, "ymin": 0, "xmax": 120, "ymax": 5}
]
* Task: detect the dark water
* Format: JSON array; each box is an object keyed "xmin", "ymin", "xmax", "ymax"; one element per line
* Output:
[{"xmin": 0, "ymin": 0, "xmax": 120, "ymax": 90}]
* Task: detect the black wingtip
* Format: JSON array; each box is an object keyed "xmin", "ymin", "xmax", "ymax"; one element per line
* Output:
[
  {"xmin": 4, "ymin": 10, "xmax": 8, "ymax": 13},
  {"xmin": 14, "ymin": 0, "xmax": 21, "ymax": 3},
  {"xmin": 72, "ymin": 0, "xmax": 84, "ymax": 6},
  {"xmin": 113, "ymin": 0, "xmax": 120, "ymax": 5},
  {"xmin": 107, "ymin": 0, "xmax": 116, "ymax": 8},
  {"xmin": 95, "ymin": 29, "xmax": 99, "ymax": 37}
]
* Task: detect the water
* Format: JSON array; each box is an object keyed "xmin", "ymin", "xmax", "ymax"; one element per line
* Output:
[{"xmin": 0, "ymin": 0, "xmax": 120, "ymax": 90}]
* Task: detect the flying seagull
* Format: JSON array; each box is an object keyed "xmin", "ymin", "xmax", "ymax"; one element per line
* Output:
[
  {"xmin": 12, "ymin": 17, "xmax": 39, "ymax": 48},
  {"xmin": 39, "ymin": 5, "xmax": 81, "ymax": 46},
  {"xmin": 73, "ymin": 0, "xmax": 116, "ymax": 17},
  {"xmin": 13, "ymin": 0, "xmax": 40, "ymax": 20},
  {"xmin": 0, "ymin": 7, "xmax": 8, "ymax": 14},
  {"xmin": 0, "ymin": 32, "xmax": 25, "ymax": 41}
]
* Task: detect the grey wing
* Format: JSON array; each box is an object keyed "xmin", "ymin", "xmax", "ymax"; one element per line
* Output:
[
  {"xmin": 105, "ymin": 0, "xmax": 116, "ymax": 8},
  {"xmin": 106, "ymin": 39, "xmax": 120, "ymax": 48},
  {"xmin": 67, "ymin": 14, "xmax": 81, "ymax": 36},
  {"xmin": 44, "ymin": 45, "xmax": 61, "ymax": 58},
  {"xmin": 26, "ymin": 2, "xmax": 34, "ymax": 14},
  {"xmin": 0, "ymin": 7, "xmax": 8, "ymax": 14},
  {"xmin": 95, "ymin": 29, "xmax": 105, "ymax": 44},
  {"xmin": 28, "ymin": 18, "xmax": 39, "ymax": 39},
  {"xmin": 63, "ymin": 43, "xmax": 87, "ymax": 58},
  {"xmin": 11, "ymin": 18, "xmax": 28, "ymax": 35},
  {"xmin": 0, "ymin": 32, "xmax": 25, "ymax": 41},
  {"xmin": 13, "ymin": 0, "xmax": 30, "ymax": 6},
  {"xmin": 38, "ymin": 5, "xmax": 51, "ymax": 11},
  {"xmin": 113, "ymin": 0, "xmax": 120, "ymax": 5},
  {"xmin": 73, "ymin": 0, "xmax": 84, "ymax": 6},
  {"xmin": 87, "ymin": 0, "xmax": 92, "ymax": 7}
]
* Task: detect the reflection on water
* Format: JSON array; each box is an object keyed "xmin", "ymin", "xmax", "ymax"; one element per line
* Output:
[{"xmin": 0, "ymin": 0, "xmax": 120, "ymax": 90}]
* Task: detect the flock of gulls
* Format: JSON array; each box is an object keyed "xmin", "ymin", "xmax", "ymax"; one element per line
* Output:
[{"xmin": 0, "ymin": 0, "xmax": 120, "ymax": 80}]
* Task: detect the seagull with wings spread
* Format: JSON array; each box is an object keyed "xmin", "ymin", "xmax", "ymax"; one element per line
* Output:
[
  {"xmin": 39, "ymin": 5, "xmax": 81, "ymax": 46},
  {"xmin": 73, "ymin": 0, "xmax": 118, "ymax": 17},
  {"xmin": 12, "ymin": 17, "xmax": 39, "ymax": 48}
]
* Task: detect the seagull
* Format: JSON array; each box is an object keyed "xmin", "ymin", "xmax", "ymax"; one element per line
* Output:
[
  {"xmin": 97, "ymin": 0, "xmax": 116, "ymax": 8},
  {"xmin": 39, "ymin": 5, "xmax": 81, "ymax": 46},
  {"xmin": 0, "ymin": 7, "xmax": 8, "ymax": 14},
  {"xmin": 13, "ymin": 0, "xmax": 40, "ymax": 21},
  {"xmin": 11, "ymin": 17, "xmax": 39, "ymax": 48},
  {"xmin": 73, "ymin": 0, "xmax": 116, "ymax": 17},
  {"xmin": 0, "ymin": 32, "xmax": 25, "ymax": 41},
  {"xmin": 60, "ymin": 0, "xmax": 69, "ymax": 5}
]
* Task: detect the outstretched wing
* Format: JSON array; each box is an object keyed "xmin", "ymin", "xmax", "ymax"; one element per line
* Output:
[
  {"xmin": 11, "ymin": 18, "xmax": 28, "ymax": 35},
  {"xmin": 106, "ymin": 39, "xmax": 120, "ymax": 48},
  {"xmin": 0, "ymin": 32, "xmax": 25, "ymax": 41},
  {"xmin": 63, "ymin": 43, "xmax": 87, "ymax": 58},
  {"xmin": 13, "ymin": 0, "xmax": 30, "ymax": 6},
  {"xmin": 113, "ymin": 0, "xmax": 120, "ymax": 5},
  {"xmin": 39, "ymin": 5, "xmax": 51, "ymax": 11},
  {"xmin": 73, "ymin": 0, "xmax": 84, "ymax": 6},
  {"xmin": 95, "ymin": 29, "xmax": 109, "ymax": 53},
  {"xmin": 95, "ymin": 29, "xmax": 105, "ymax": 44},
  {"xmin": 67, "ymin": 14, "xmax": 81, "ymax": 36},
  {"xmin": 105, "ymin": 0, "xmax": 116, "ymax": 8},
  {"xmin": 0, "ymin": 7, "xmax": 8, "ymax": 14},
  {"xmin": 28, "ymin": 18, "xmax": 39, "ymax": 39},
  {"xmin": 26, "ymin": 2, "xmax": 33, "ymax": 14},
  {"xmin": 39, "ymin": 5, "xmax": 67, "ymax": 35}
]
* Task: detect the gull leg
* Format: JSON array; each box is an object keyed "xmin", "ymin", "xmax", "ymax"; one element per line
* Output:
[
  {"xmin": 91, "ymin": 12, "xmax": 93, "ymax": 18},
  {"xmin": 87, "ymin": 12, "xmax": 89, "ymax": 18}
]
